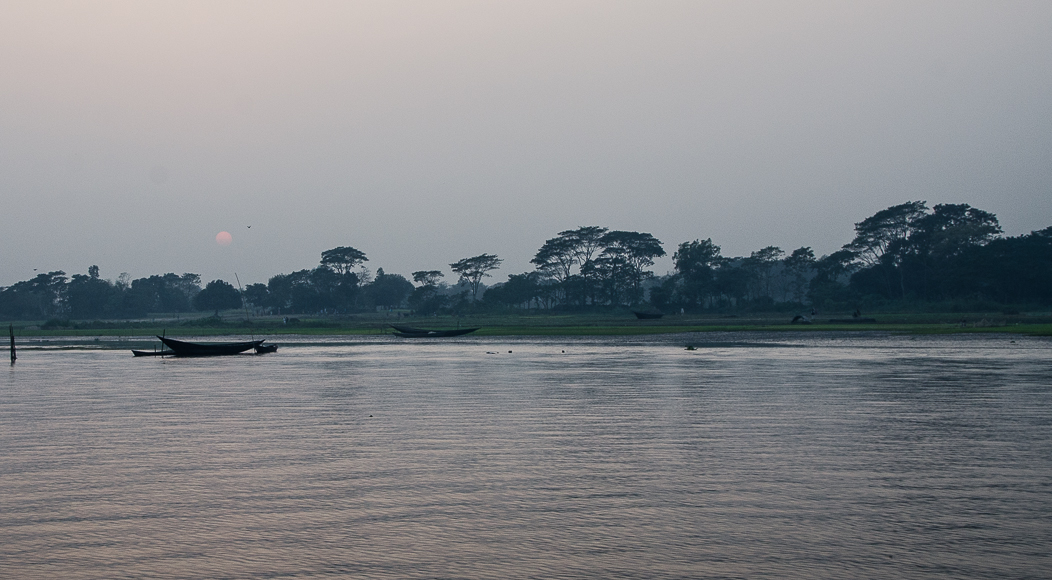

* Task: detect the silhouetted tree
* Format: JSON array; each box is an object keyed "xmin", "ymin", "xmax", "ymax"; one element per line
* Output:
[
  {"xmin": 532, "ymin": 235, "xmax": 578, "ymax": 282},
  {"xmin": 783, "ymin": 247, "xmax": 815, "ymax": 303},
  {"xmin": 484, "ymin": 272, "xmax": 542, "ymax": 309},
  {"xmin": 412, "ymin": 270, "xmax": 444, "ymax": 286},
  {"xmin": 67, "ymin": 267, "xmax": 121, "ymax": 319},
  {"xmin": 949, "ymin": 226, "xmax": 1052, "ymax": 304},
  {"xmin": 673, "ymin": 238, "xmax": 723, "ymax": 308},
  {"xmin": 451, "ymin": 254, "xmax": 502, "ymax": 301},
  {"xmin": 366, "ymin": 269, "xmax": 414, "ymax": 309},
  {"xmin": 909, "ymin": 204, "xmax": 1002, "ymax": 259},
  {"xmin": 714, "ymin": 262, "xmax": 751, "ymax": 308},
  {"xmin": 243, "ymin": 283, "xmax": 270, "ymax": 310},
  {"xmin": 193, "ymin": 280, "xmax": 241, "ymax": 312},
  {"xmin": 0, "ymin": 271, "xmax": 67, "ymax": 319},
  {"xmin": 843, "ymin": 201, "xmax": 1006, "ymax": 301},
  {"xmin": 531, "ymin": 226, "xmax": 610, "ymax": 305},
  {"xmin": 320, "ymin": 246, "xmax": 368, "ymax": 276},
  {"xmin": 847, "ymin": 201, "xmax": 928, "ymax": 266},
  {"xmin": 599, "ymin": 231, "xmax": 665, "ymax": 304},
  {"xmin": 124, "ymin": 273, "xmax": 200, "ymax": 314},
  {"xmin": 900, "ymin": 204, "xmax": 1002, "ymax": 299},
  {"xmin": 808, "ymin": 249, "xmax": 857, "ymax": 306},
  {"xmin": 743, "ymin": 246, "xmax": 784, "ymax": 302},
  {"xmin": 845, "ymin": 201, "xmax": 928, "ymax": 298},
  {"xmin": 407, "ymin": 270, "xmax": 446, "ymax": 314}
]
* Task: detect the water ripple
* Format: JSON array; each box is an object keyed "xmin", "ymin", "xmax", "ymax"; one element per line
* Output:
[{"xmin": 2, "ymin": 333, "xmax": 1050, "ymax": 578}]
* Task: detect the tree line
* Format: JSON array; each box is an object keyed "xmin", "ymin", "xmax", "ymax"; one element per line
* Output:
[
  {"xmin": 661, "ymin": 201, "xmax": 1051, "ymax": 312},
  {"xmin": 0, "ymin": 245, "xmax": 511, "ymax": 321},
  {"xmin": 2, "ymin": 201, "xmax": 1050, "ymax": 321},
  {"xmin": 488, "ymin": 202, "xmax": 1050, "ymax": 312}
]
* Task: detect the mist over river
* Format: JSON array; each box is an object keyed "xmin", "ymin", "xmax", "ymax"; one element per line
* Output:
[{"xmin": 2, "ymin": 333, "xmax": 1050, "ymax": 579}]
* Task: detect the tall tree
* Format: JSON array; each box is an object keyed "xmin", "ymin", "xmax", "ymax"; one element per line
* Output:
[
  {"xmin": 783, "ymin": 247, "xmax": 815, "ymax": 303},
  {"xmin": 908, "ymin": 203, "xmax": 1002, "ymax": 259},
  {"xmin": 1, "ymin": 271, "xmax": 68, "ymax": 319},
  {"xmin": 808, "ymin": 250, "xmax": 857, "ymax": 306},
  {"xmin": 900, "ymin": 204, "xmax": 1001, "ymax": 299},
  {"xmin": 673, "ymin": 239, "xmax": 723, "ymax": 308},
  {"xmin": 367, "ymin": 269, "xmax": 414, "ymax": 309},
  {"xmin": 484, "ymin": 272, "xmax": 542, "ymax": 309},
  {"xmin": 412, "ymin": 270, "xmax": 445, "ymax": 286},
  {"xmin": 193, "ymin": 280, "xmax": 242, "ymax": 313},
  {"xmin": 963, "ymin": 227, "xmax": 1052, "ymax": 304},
  {"xmin": 408, "ymin": 270, "xmax": 446, "ymax": 314},
  {"xmin": 243, "ymin": 283, "xmax": 270, "ymax": 310},
  {"xmin": 320, "ymin": 246, "xmax": 368, "ymax": 276},
  {"xmin": 743, "ymin": 246, "xmax": 785, "ymax": 301},
  {"xmin": 67, "ymin": 267, "xmax": 120, "ymax": 319},
  {"xmin": 568, "ymin": 226, "xmax": 610, "ymax": 266},
  {"xmin": 176, "ymin": 273, "xmax": 202, "ymax": 304},
  {"xmin": 597, "ymin": 231, "xmax": 665, "ymax": 304},
  {"xmin": 531, "ymin": 235, "xmax": 578, "ymax": 282},
  {"xmin": 581, "ymin": 255, "xmax": 633, "ymax": 305},
  {"xmin": 126, "ymin": 273, "xmax": 198, "ymax": 314},
  {"xmin": 531, "ymin": 227, "xmax": 609, "ymax": 282},
  {"xmin": 846, "ymin": 201, "xmax": 929, "ymax": 267},
  {"xmin": 450, "ymin": 254, "xmax": 502, "ymax": 301},
  {"xmin": 845, "ymin": 201, "xmax": 928, "ymax": 298},
  {"xmin": 601, "ymin": 231, "xmax": 665, "ymax": 272}
]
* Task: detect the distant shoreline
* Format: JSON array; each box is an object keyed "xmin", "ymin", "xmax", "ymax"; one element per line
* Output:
[{"xmin": 7, "ymin": 311, "xmax": 1052, "ymax": 338}]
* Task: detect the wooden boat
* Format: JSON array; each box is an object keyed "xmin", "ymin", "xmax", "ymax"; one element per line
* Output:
[
  {"xmin": 632, "ymin": 311, "xmax": 664, "ymax": 320},
  {"xmin": 390, "ymin": 324, "xmax": 480, "ymax": 338},
  {"xmin": 254, "ymin": 343, "xmax": 278, "ymax": 354},
  {"xmin": 156, "ymin": 336, "xmax": 264, "ymax": 357},
  {"xmin": 131, "ymin": 349, "xmax": 175, "ymax": 357}
]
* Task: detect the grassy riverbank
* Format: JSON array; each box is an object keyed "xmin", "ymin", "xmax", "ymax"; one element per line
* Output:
[{"xmin": 6, "ymin": 309, "xmax": 1052, "ymax": 337}]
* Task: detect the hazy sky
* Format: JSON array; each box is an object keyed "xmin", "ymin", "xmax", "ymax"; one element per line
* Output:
[{"xmin": 2, "ymin": 1, "xmax": 1050, "ymax": 287}]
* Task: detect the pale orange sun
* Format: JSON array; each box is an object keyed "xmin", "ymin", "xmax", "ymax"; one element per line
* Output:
[{"xmin": 215, "ymin": 231, "xmax": 232, "ymax": 246}]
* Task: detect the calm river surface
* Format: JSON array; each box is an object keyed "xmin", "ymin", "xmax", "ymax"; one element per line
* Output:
[{"xmin": 2, "ymin": 332, "xmax": 1050, "ymax": 579}]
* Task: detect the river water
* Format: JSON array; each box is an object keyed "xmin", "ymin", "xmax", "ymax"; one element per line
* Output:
[{"xmin": 1, "ymin": 332, "xmax": 1050, "ymax": 579}]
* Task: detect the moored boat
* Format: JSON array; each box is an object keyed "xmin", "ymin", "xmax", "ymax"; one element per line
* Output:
[
  {"xmin": 156, "ymin": 336, "xmax": 264, "ymax": 357},
  {"xmin": 390, "ymin": 324, "xmax": 480, "ymax": 338}
]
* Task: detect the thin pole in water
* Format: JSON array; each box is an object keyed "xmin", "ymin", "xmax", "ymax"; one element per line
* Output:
[
  {"xmin": 9, "ymin": 324, "xmax": 15, "ymax": 364},
  {"xmin": 234, "ymin": 273, "xmax": 253, "ymax": 340}
]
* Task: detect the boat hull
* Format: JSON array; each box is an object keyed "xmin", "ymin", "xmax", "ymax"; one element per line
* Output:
[
  {"xmin": 157, "ymin": 336, "xmax": 264, "ymax": 357},
  {"xmin": 390, "ymin": 325, "xmax": 480, "ymax": 338},
  {"xmin": 131, "ymin": 349, "xmax": 175, "ymax": 357}
]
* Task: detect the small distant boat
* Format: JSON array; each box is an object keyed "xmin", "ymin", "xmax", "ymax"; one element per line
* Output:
[
  {"xmin": 254, "ymin": 343, "xmax": 278, "ymax": 354},
  {"xmin": 632, "ymin": 311, "xmax": 664, "ymax": 320},
  {"xmin": 390, "ymin": 324, "xmax": 480, "ymax": 338},
  {"xmin": 154, "ymin": 336, "xmax": 264, "ymax": 357}
]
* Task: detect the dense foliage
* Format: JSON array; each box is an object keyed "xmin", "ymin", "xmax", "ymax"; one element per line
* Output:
[
  {"xmin": 2, "ymin": 203, "xmax": 1049, "ymax": 320},
  {"xmin": 647, "ymin": 202, "xmax": 1051, "ymax": 313}
]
